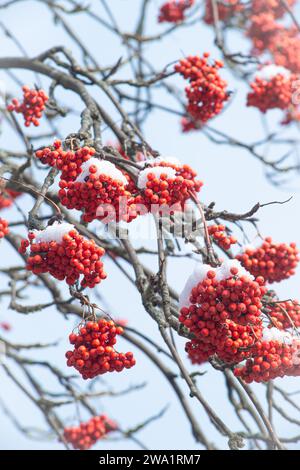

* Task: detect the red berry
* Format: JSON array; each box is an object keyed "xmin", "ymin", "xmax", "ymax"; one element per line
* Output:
[
  {"xmin": 237, "ymin": 238, "xmax": 299, "ymax": 283},
  {"xmin": 7, "ymin": 86, "xmax": 48, "ymax": 127},
  {"xmin": 63, "ymin": 414, "xmax": 117, "ymax": 450},
  {"xmin": 158, "ymin": 0, "xmax": 194, "ymax": 24},
  {"xmin": 66, "ymin": 318, "xmax": 136, "ymax": 379},
  {"xmin": 22, "ymin": 222, "xmax": 106, "ymax": 288},
  {"xmin": 175, "ymin": 54, "xmax": 229, "ymax": 125}
]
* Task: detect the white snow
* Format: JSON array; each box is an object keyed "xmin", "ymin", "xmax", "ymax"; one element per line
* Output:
[
  {"xmin": 76, "ymin": 158, "xmax": 128, "ymax": 185},
  {"xmin": 217, "ymin": 259, "xmax": 254, "ymax": 281},
  {"xmin": 137, "ymin": 166, "xmax": 177, "ymax": 189},
  {"xmin": 179, "ymin": 259, "xmax": 254, "ymax": 309},
  {"xmin": 33, "ymin": 221, "xmax": 75, "ymax": 244},
  {"xmin": 242, "ymin": 243, "xmax": 257, "ymax": 252},
  {"xmin": 255, "ymin": 65, "xmax": 291, "ymax": 81},
  {"xmin": 154, "ymin": 156, "xmax": 181, "ymax": 166},
  {"xmin": 262, "ymin": 327, "xmax": 293, "ymax": 345},
  {"xmin": 179, "ymin": 263, "xmax": 213, "ymax": 310}
]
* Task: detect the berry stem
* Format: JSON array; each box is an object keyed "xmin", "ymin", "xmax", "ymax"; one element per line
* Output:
[
  {"xmin": 0, "ymin": 176, "xmax": 62, "ymax": 216},
  {"xmin": 188, "ymin": 190, "xmax": 219, "ymax": 266}
]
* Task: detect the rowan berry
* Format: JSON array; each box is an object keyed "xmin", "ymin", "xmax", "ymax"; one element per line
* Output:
[
  {"xmin": 236, "ymin": 237, "xmax": 299, "ymax": 283},
  {"xmin": 22, "ymin": 221, "xmax": 106, "ymax": 288},
  {"xmin": 0, "ymin": 218, "xmax": 9, "ymax": 239},
  {"xmin": 204, "ymin": 0, "xmax": 243, "ymax": 25},
  {"xmin": 66, "ymin": 318, "xmax": 136, "ymax": 379},
  {"xmin": 158, "ymin": 0, "xmax": 194, "ymax": 23},
  {"xmin": 63, "ymin": 414, "xmax": 117, "ymax": 450},
  {"xmin": 247, "ymin": 65, "xmax": 293, "ymax": 113},
  {"xmin": 7, "ymin": 86, "xmax": 48, "ymax": 127},
  {"xmin": 136, "ymin": 157, "xmax": 203, "ymax": 210},
  {"xmin": 175, "ymin": 54, "xmax": 229, "ymax": 124},
  {"xmin": 208, "ymin": 224, "xmax": 237, "ymax": 250}
]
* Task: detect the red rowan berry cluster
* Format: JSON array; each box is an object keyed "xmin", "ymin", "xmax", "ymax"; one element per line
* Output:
[
  {"xmin": 63, "ymin": 414, "xmax": 117, "ymax": 450},
  {"xmin": 252, "ymin": 0, "xmax": 296, "ymax": 20},
  {"xmin": 234, "ymin": 329, "xmax": 297, "ymax": 383},
  {"xmin": 0, "ymin": 189, "xmax": 21, "ymax": 210},
  {"xmin": 201, "ymin": 0, "xmax": 300, "ymax": 115},
  {"xmin": 136, "ymin": 157, "xmax": 203, "ymax": 209},
  {"xmin": 236, "ymin": 237, "xmax": 299, "ymax": 284},
  {"xmin": 59, "ymin": 158, "xmax": 138, "ymax": 223},
  {"xmin": 158, "ymin": 0, "xmax": 194, "ymax": 23},
  {"xmin": 247, "ymin": 65, "xmax": 293, "ymax": 113},
  {"xmin": 179, "ymin": 261, "xmax": 266, "ymax": 365},
  {"xmin": 19, "ymin": 222, "xmax": 106, "ymax": 288},
  {"xmin": 247, "ymin": 13, "xmax": 283, "ymax": 54},
  {"xmin": 0, "ymin": 218, "xmax": 9, "ymax": 239},
  {"xmin": 7, "ymin": 86, "xmax": 48, "ymax": 127},
  {"xmin": 268, "ymin": 300, "xmax": 300, "ymax": 330},
  {"xmin": 36, "ymin": 142, "xmax": 137, "ymax": 223},
  {"xmin": 204, "ymin": 0, "xmax": 243, "ymax": 25},
  {"xmin": 208, "ymin": 224, "xmax": 237, "ymax": 251},
  {"xmin": 246, "ymin": 8, "xmax": 300, "ymax": 72},
  {"xmin": 66, "ymin": 318, "xmax": 136, "ymax": 379},
  {"xmin": 271, "ymin": 29, "xmax": 300, "ymax": 74},
  {"xmin": 185, "ymin": 339, "xmax": 216, "ymax": 365},
  {"xmin": 35, "ymin": 141, "xmax": 94, "ymax": 181},
  {"xmin": 174, "ymin": 53, "xmax": 229, "ymax": 124}
]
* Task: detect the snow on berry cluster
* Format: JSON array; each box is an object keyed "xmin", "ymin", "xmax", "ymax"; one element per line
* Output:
[
  {"xmin": 180, "ymin": 259, "xmax": 300, "ymax": 381},
  {"xmin": 7, "ymin": 86, "xmax": 48, "ymax": 127},
  {"xmin": 36, "ymin": 140, "xmax": 203, "ymax": 220},
  {"xmin": 19, "ymin": 222, "xmax": 106, "ymax": 288},
  {"xmin": 174, "ymin": 53, "xmax": 229, "ymax": 125},
  {"xmin": 233, "ymin": 327, "xmax": 299, "ymax": 383},
  {"xmin": 136, "ymin": 156, "xmax": 203, "ymax": 210},
  {"xmin": 66, "ymin": 318, "xmax": 136, "ymax": 379},
  {"xmin": 208, "ymin": 224, "xmax": 237, "ymax": 251},
  {"xmin": 63, "ymin": 414, "xmax": 117, "ymax": 450},
  {"xmin": 236, "ymin": 237, "xmax": 299, "ymax": 283},
  {"xmin": 247, "ymin": 65, "xmax": 293, "ymax": 113},
  {"xmin": 0, "ymin": 218, "xmax": 9, "ymax": 239},
  {"xmin": 158, "ymin": 0, "xmax": 194, "ymax": 23},
  {"xmin": 36, "ymin": 141, "xmax": 137, "ymax": 223},
  {"xmin": 179, "ymin": 260, "xmax": 266, "ymax": 365},
  {"xmin": 59, "ymin": 157, "xmax": 138, "ymax": 223},
  {"xmin": 204, "ymin": 0, "xmax": 243, "ymax": 25}
]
